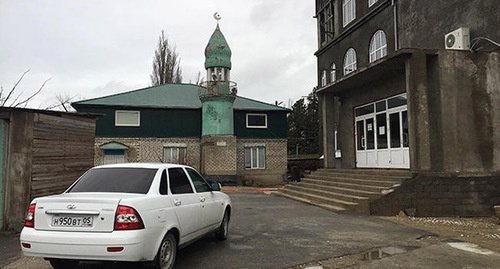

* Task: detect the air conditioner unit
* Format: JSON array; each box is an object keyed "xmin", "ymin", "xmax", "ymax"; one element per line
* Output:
[{"xmin": 445, "ymin": 27, "xmax": 470, "ymax": 50}]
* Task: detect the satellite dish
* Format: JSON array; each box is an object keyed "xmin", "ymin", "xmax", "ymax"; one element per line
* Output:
[{"xmin": 213, "ymin": 12, "xmax": 221, "ymax": 21}]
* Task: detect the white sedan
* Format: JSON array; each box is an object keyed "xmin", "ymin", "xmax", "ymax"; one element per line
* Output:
[{"xmin": 20, "ymin": 163, "xmax": 232, "ymax": 269}]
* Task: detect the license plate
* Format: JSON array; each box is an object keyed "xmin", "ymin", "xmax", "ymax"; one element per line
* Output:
[{"xmin": 52, "ymin": 216, "xmax": 93, "ymax": 227}]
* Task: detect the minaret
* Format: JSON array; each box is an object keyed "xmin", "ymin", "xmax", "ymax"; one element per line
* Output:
[
  {"xmin": 200, "ymin": 14, "xmax": 236, "ymax": 136},
  {"xmin": 199, "ymin": 14, "xmax": 238, "ymax": 184}
]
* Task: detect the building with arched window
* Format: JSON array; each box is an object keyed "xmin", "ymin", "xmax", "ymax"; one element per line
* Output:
[{"xmin": 309, "ymin": 0, "xmax": 500, "ymax": 216}]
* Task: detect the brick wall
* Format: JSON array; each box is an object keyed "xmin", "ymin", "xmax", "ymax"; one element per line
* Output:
[
  {"xmin": 371, "ymin": 174, "xmax": 500, "ymax": 216},
  {"xmin": 236, "ymin": 139, "xmax": 287, "ymax": 186},
  {"xmin": 94, "ymin": 137, "xmax": 288, "ymax": 186},
  {"xmin": 94, "ymin": 137, "xmax": 201, "ymax": 170}
]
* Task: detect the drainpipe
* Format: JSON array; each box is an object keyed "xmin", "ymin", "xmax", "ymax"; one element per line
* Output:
[{"xmin": 392, "ymin": 0, "xmax": 399, "ymax": 50}]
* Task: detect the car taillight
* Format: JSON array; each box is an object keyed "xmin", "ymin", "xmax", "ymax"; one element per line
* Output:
[
  {"xmin": 25, "ymin": 204, "xmax": 36, "ymax": 228},
  {"xmin": 114, "ymin": 205, "xmax": 144, "ymax": 230}
]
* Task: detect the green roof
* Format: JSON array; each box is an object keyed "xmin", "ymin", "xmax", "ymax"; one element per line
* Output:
[
  {"xmin": 72, "ymin": 83, "xmax": 289, "ymax": 112},
  {"xmin": 204, "ymin": 24, "xmax": 232, "ymax": 69}
]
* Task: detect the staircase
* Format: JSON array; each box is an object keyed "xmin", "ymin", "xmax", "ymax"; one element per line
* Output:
[{"xmin": 276, "ymin": 169, "xmax": 412, "ymax": 214}]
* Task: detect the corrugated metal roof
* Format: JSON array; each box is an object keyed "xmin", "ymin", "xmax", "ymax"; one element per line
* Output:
[{"xmin": 72, "ymin": 83, "xmax": 289, "ymax": 112}]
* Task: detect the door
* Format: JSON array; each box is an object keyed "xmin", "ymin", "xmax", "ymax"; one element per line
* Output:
[
  {"xmin": 185, "ymin": 168, "xmax": 221, "ymax": 228},
  {"xmin": 388, "ymin": 108, "xmax": 409, "ymax": 168},
  {"xmin": 355, "ymin": 116, "xmax": 376, "ymax": 167},
  {"xmin": 103, "ymin": 149, "xmax": 125, "ymax": 164},
  {"xmin": 354, "ymin": 94, "xmax": 409, "ymax": 169},
  {"xmin": 168, "ymin": 167, "xmax": 202, "ymax": 241}
]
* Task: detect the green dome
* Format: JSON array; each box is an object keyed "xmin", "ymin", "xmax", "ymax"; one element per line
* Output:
[{"xmin": 204, "ymin": 24, "xmax": 232, "ymax": 69}]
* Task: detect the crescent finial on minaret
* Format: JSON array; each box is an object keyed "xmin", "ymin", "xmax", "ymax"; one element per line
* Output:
[{"xmin": 214, "ymin": 12, "xmax": 221, "ymax": 22}]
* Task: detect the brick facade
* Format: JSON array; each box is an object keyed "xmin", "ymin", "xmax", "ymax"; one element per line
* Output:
[{"xmin": 94, "ymin": 137, "xmax": 287, "ymax": 186}]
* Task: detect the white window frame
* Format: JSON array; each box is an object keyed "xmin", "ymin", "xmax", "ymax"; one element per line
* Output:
[
  {"xmin": 330, "ymin": 63, "xmax": 336, "ymax": 83},
  {"xmin": 244, "ymin": 147, "xmax": 266, "ymax": 169},
  {"xmin": 369, "ymin": 0, "xmax": 378, "ymax": 7},
  {"xmin": 369, "ymin": 30, "xmax": 388, "ymax": 63},
  {"xmin": 164, "ymin": 147, "xmax": 187, "ymax": 165},
  {"xmin": 115, "ymin": 110, "xmax": 140, "ymax": 127},
  {"xmin": 246, "ymin": 113, "xmax": 268, "ymax": 129},
  {"xmin": 342, "ymin": 0, "xmax": 356, "ymax": 27},
  {"xmin": 321, "ymin": 70, "xmax": 327, "ymax": 87},
  {"xmin": 343, "ymin": 48, "xmax": 357, "ymax": 75}
]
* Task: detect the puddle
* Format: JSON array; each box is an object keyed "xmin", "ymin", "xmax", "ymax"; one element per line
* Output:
[
  {"xmin": 447, "ymin": 242, "xmax": 497, "ymax": 255},
  {"xmin": 362, "ymin": 246, "xmax": 407, "ymax": 260},
  {"xmin": 229, "ymin": 243, "xmax": 254, "ymax": 250}
]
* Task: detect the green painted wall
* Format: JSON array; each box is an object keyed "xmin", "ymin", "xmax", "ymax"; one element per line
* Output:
[
  {"xmin": 234, "ymin": 111, "xmax": 288, "ymax": 139},
  {"xmin": 202, "ymin": 98, "xmax": 234, "ymax": 136},
  {"xmin": 77, "ymin": 106, "xmax": 201, "ymax": 138},
  {"xmin": 76, "ymin": 105, "xmax": 287, "ymax": 139}
]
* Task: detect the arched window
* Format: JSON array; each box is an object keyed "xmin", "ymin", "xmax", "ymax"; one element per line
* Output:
[
  {"xmin": 343, "ymin": 0, "xmax": 356, "ymax": 27},
  {"xmin": 330, "ymin": 63, "xmax": 336, "ymax": 83},
  {"xmin": 321, "ymin": 70, "xmax": 327, "ymax": 87},
  {"xmin": 369, "ymin": 30, "xmax": 387, "ymax": 63},
  {"xmin": 343, "ymin": 48, "xmax": 357, "ymax": 75}
]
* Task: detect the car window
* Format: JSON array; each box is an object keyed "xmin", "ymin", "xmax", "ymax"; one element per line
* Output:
[
  {"xmin": 68, "ymin": 168, "xmax": 157, "ymax": 194},
  {"xmin": 186, "ymin": 168, "xmax": 211, "ymax": 193},
  {"xmin": 159, "ymin": 169, "xmax": 168, "ymax": 195},
  {"xmin": 168, "ymin": 168, "xmax": 194, "ymax": 194}
]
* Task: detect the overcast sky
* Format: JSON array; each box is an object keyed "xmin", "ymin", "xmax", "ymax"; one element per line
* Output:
[{"xmin": 0, "ymin": 0, "xmax": 317, "ymax": 110}]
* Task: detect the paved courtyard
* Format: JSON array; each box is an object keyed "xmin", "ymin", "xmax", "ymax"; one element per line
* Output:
[{"xmin": 4, "ymin": 192, "xmax": 500, "ymax": 268}]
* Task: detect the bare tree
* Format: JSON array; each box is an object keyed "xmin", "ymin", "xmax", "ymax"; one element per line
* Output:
[
  {"xmin": 45, "ymin": 93, "xmax": 79, "ymax": 112},
  {"xmin": 150, "ymin": 30, "xmax": 183, "ymax": 86},
  {"xmin": 0, "ymin": 69, "xmax": 51, "ymax": 108}
]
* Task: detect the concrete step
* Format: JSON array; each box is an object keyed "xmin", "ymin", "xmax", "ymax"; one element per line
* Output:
[
  {"xmin": 295, "ymin": 182, "xmax": 382, "ymax": 200},
  {"xmin": 285, "ymin": 185, "xmax": 370, "ymax": 207},
  {"xmin": 300, "ymin": 178, "xmax": 388, "ymax": 193},
  {"xmin": 311, "ymin": 171, "xmax": 407, "ymax": 183},
  {"xmin": 317, "ymin": 168, "xmax": 411, "ymax": 178},
  {"xmin": 273, "ymin": 191, "xmax": 347, "ymax": 212},
  {"xmin": 305, "ymin": 174, "xmax": 400, "ymax": 187},
  {"xmin": 278, "ymin": 188, "xmax": 364, "ymax": 212}
]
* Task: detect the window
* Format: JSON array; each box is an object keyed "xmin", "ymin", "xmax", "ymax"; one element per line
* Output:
[
  {"xmin": 186, "ymin": 168, "xmax": 211, "ymax": 193},
  {"xmin": 369, "ymin": 0, "xmax": 378, "ymax": 7},
  {"xmin": 115, "ymin": 110, "xmax": 140, "ymax": 126},
  {"xmin": 321, "ymin": 70, "xmax": 327, "ymax": 87},
  {"xmin": 369, "ymin": 30, "xmax": 388, "ymax": 63},
  {"xmin": 342, "ymin": 0, "xmax": 356, "ymax": 27},
  {"xmin": 318, "ymin": 1, "xmax": 335, "ymax": 44},
  {"xmin": 245, "ymin": 147, "xmax": 265, "ymax": 169},
  {"xmin": 103, "ymin": 149, "xmax": 125, "ymax": 165},
  {"xmin": 168, "ymin": 168, "xmax": 193, "ymax": 194},
  {"xmin": 330, "ymin": 63, "xmax": 336, "ymax": 83},
  {"xmin": 343, "ymin": 48, "xmax": 357, "ymax": 75},
  {"xmin": 246, "ymin": 113, "xmax": 267, "ymax": 128},
  {"xmin": 159, "ymin": 170, "xmax": 168, "ymax": 195},
  {"xmin": 68, "ymin": 168, "xmax": 157, "ymax": 194},
  {"xmin": 164, "ymin": 147, "xmax": 187, "ymax": 164}
]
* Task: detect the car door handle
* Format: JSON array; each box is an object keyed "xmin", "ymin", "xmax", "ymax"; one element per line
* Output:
[
  {"xmin": 200, "ymin": 196, "xmax": 206, "ymax": 203},
  {"xmin": 173, "ymin": 199, "xmax": 182, "ymax": 206}
]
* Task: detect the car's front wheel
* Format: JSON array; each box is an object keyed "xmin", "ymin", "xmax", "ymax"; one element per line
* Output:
[
  {"xmin": 215, "ymin": 210, "xmax": 229, "ymax": 240},
  {"xmin": 48, "ymin": 259, "xmax": 79, "ymax": 269},
  {"xmin": 154, "ymin": 232, "xmax": 177, "ymax": 269}
]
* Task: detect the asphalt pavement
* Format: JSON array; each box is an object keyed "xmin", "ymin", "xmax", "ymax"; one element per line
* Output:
[{"xmin": 3, "ymin": 192, "xmax": 500, "ymax": 268}]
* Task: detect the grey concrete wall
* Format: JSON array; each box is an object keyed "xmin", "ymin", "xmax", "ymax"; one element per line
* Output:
[
  {"xmin": 428, "ymin": 51, "xmax": 500, "ymax": 173},
  {"xmin": 398, "ymin": 0, "xmax": 500, "ymax": 50}
]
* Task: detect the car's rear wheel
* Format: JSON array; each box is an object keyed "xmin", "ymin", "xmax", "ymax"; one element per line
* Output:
[
  {"xmin": 215, "ymin": 210, "xmax": 229, "ymax": 240},
  {"xmin": 154, "ymin": 232, "xmax": 177, "ymax": 269},
  {"xmin": 48, "ymin": 259, "xmax": 79, "ymax": 269}
]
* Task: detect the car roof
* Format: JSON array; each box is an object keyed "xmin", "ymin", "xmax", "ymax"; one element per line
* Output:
[{"xmin": 93, "ymin": 163, "xmax": 189, "ymax": 170}]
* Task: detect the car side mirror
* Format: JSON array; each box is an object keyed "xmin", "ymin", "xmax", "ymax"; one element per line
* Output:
[{"xmin": 211, "ymin": 182, "xmax": 221, "ymax": 191}]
